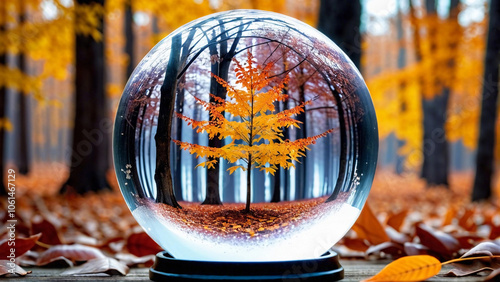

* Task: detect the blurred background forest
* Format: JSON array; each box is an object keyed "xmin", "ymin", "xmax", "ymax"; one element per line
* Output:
[{"xmin": 0, "ymin": 0, "xmax": 498, "ymax": 202}]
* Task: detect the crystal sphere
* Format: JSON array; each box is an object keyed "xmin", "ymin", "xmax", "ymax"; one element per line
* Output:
[{"xmin": 113, "ymin": 10, "xmax": 378, "ymax": 262}]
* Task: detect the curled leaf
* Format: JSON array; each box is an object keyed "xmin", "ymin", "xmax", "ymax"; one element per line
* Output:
[
  {"xmin": 416, "ymin": 224, "xmax": 460, "ymax": 259},
  {"xmin": 0, "ymin": 260, "xmax": 31, "ymax": 277},
  {"xmin": 37, "ymin": 244, "xmax": 105, "ymax": 266},
  {"xmin": 362, "ymin": 255, "xmax": 441, "ymax": 282},
  {"xmin": 60, "ymin": 257, "xmax": 129, "ymax": 276}
]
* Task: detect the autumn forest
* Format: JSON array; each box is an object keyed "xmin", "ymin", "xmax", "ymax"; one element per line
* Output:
[{"xmin": 1, "ymin": 0, "xmax": 500, "ymax": 280}]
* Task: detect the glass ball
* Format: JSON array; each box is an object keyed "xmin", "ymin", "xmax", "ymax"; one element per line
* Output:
[{"xmin": 113, "ymin": 10, "xmax": 378, "ymax": 262}]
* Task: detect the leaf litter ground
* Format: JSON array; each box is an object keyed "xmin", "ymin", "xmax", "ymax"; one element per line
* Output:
[{"xmin": 1, "ymin": 164, "xmax": 500, "ymax": 279}]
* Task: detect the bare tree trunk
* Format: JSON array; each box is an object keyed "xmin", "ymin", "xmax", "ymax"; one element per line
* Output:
[
  {"xmin": 295, "ymin": 73, "xmax": 307, "ymax": 198},
  {"xmin": 317, "ymin": 0, "xmax": 361, "ymax": 69},
  {"xmin": 155, "ymin": 34, "xmax": 182, "ymax": 208},
  {"xmin": 318, "ymin": 0, "xmax": 361, "ymax": 202},
  {"xmin": 60, "ymin": 0, "xmax": 110, "ymax": 194},
  {"xmin": 419, "ymin": 0, "xmax": 459, "ymax": 187},
  {"xmin": 203, "ymin": 23, "xmax": 242, "ymax": 205},
  {"xmin": 395, "ymin": 0, "xmax": 406, "ymax": 175},
  {"xmin": 472, "ymin": 0, "xmax": 500, "ymax": 201}
]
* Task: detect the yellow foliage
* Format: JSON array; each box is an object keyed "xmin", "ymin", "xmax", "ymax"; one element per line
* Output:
[
  {"xmin": 174, "ymin": 50, "xmax": 333, "ymax": 175},
  {"xmin": 364, "ymin": 6, "xmax": 487, "ymax": 169}
]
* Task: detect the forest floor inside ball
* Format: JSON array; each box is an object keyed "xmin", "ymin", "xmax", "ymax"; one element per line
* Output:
[{"xmin": 114, "ymin": 10, "xmax": 378, "ymax": 262}]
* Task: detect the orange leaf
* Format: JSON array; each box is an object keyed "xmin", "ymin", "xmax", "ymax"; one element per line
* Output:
[
  {"xmin": 386, "ymin": 209, "xmax": 408, "ymax": 232},
  {"xmin": 362, "ymin": 255, "xmax": 441, "ymax": 282},
  {"xmin": 351, "ymin": 203, "xmax": 390, "ymax": 245}
]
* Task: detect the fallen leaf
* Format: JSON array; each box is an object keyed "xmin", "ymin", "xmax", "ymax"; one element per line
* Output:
[
  {"xmin": 445, "ymin": 260, "xmax": 498, "ymax": 277},
  {"xmin": 37, "ymin": 244, "xmax": 105, "ymax": 266},
  {"xmin": 458, "ymin": 208, "xmax": 476, "ymax": 232},
  {"xmin": 489, "ymin": 224, "xmax": 500, "ymax": 240},
  {"xmin": 60, "ymin": 257, "xmax": 129, "ymax": 276},
  {"xmin": 403, "ymin": 242, "xmax": 430, "ymax": 256},
  {"xmin": 386, "ymin": 209, "xmax": 408, "ymax": 232},
  {"xmin": 362, "ymin": 255, "xmax": 441, "ymax": 282},
  {"xmin": 444, "ymin": 243, "xmax": 500, "ymax": 278},
  {"xmin": 0, "ymin": 260, "xmax": 31, "ymax": 277},
  {"xmin": 32, "ymin": 218, "xmax": 63, "ymax": 246},
  {"xmin": 385, "ymin": 226, "xmax": 410, "ymax": 245},
  {"xmin": 126, "ymin": 232, "xmax": 162, "ymax": 257},
  {"xmin": 366, "ymin": 242, "xmax": 406, "ymax": 258},
  {"xmin": 351, "ymin": 203, "xmax": 390, "ymax": 245},
  {"xmin": 462, "ymin": 242, "xmax": 500, "ymax": 257},
  {"xmin": 115, "ymin": 253, "xmax": 155, "ymax": 267},
  {"xmin": 485, "ymin": 267, "xmax": 500, "ymax": 281},
  {"xmin": 342, "ymin": 237, "xmax": 369, "ymax": 252},
  {"xmin": 454, "ymin": 233, "xmax": 484, "ymax": 249},
  {"xmin": 416, "ymin": 224, "xmax": 461, "ymax": 259},
  {"xmin": 0, "ymin": 233, "xmax": 41, "ymax": 260}
]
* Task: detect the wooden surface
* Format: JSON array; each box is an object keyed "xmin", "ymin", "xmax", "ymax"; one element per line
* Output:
[{"xmin": 7, "ymin": 260, "xmax": 480, "ymax": 281}]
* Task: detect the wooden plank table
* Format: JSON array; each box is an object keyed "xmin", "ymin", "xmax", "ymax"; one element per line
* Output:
[{"xmin": 8, "ymin": 260, "xmax": 479, "ymax": 281}]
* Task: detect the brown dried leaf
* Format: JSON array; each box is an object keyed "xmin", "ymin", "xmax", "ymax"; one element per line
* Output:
[
  {"xmin": 445, "ymin": 260, "xmax": 497, "ymax": 277},
  {"xmin": 366, "ymin": 242, "xmax": 406, "ymax": 258},
  {"xmin": 115, "ymin": 253, "xmax": 155, "ymax": 267},
  {"xmin": 404, "ymin": 242, "xmax": 430, "ymax": 256},
  {"xmin": 37, "ymin": 244, "xmax": 105, "ymax": 266},
  {"xmin": 445, "ymin": 242, "xmax": 500, "ymax": 278},
  {"xmin": 127, "ymin": 232, "xmax": 162, "ymax": 257},
  {"xmin": 342, "ymin": 237, "xmax": 369, "ymax": 252},
  {"xmin": 0, "ymin": 233, "xmax": 41, "ymax": 260},
  {"xmin": 416, "ymin": 224, "xmax": 461, "ymax": 259},
  {"xmin": 351, "ymin": 203, "xmax": 390, "ymax": 245},
  {"xmin": 0, "ymin": 260, "xmax": 31, "ymax": 277},
  {"xmin": 60, "ymin": 257, "xmax": 129, "ymax": 276},
  {"xmin": 32, "ymin": 218, "xmax": 62, "ymax": 246}
]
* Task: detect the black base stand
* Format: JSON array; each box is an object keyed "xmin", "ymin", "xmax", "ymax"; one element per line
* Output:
[{"xmin": 150, "ymin": 251, "xmax": 343, "ymax": 281}]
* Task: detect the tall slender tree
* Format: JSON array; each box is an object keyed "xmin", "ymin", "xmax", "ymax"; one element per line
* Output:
[
  {"xmin": 17, "ymin": 0, "xmax": 29, "ymax": 175},
  {"xmin": 317, "ymin": 0, "xmax": 361, "ymax": 70},
  {"xmin": 60, "ymin": 0, "xmax": 110, "ymax": 194},
  {"xmin": 203, "ymin": 22, "xmax": 243, "ymax": 205},
  {"xmin": 472, "ymin": 0, "xmax": 500, "ymax": 201},
  {"xmin": 419, "ymin": 0, "xmax": 460, "ymax": 187}
]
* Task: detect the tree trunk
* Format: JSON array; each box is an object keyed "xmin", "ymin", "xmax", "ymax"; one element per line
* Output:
[
  {"xmin": 395, "ymin": 0, "xmax": 406, "ymax": 175},
  {"xmin": 154, "ymin": 34, "xmax": 182, "ymax": 208},
  {"xmin": 295, "ymin": 73, "xmax": 307, "ymax": 198},
  {"xmin": 271, "ymin": 98, "xmax": 282, "ymax": 203},
  {"xmin": 203, "ymin": 23, "xmax": 242, "ymax": 205},
  {"xmin": 317, "ymin": 0, "xmax": 361, "ymax": 70},
  {"xmin": 60, "ymin": 0, "xmax": 110, "ymax": 194},
  {"xmin": 472, "ymin": 0, "xmax": 500, "ymax": 201},
  {"xmin": 0, "ymin": 1, "xmax": 6, "ymax": 196},
  {"xmin": 318, "ymin": 0, "xmax": 361, "ymax": 202},
  {"xmin": 419, "ymin": 0, "xmax": 459, "ymax": 187}
]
